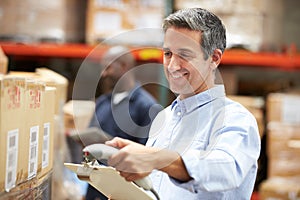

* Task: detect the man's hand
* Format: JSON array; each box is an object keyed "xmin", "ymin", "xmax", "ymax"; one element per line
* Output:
[
  {"xmin": 105, "ymin": 137, "xmax": 192, "ymax": 182},
  {"xmin": 105, "ymin": 137, "xmax": 158, "ymax": 181}
]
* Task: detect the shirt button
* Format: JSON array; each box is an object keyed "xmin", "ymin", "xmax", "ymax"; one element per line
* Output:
[{"xmin": 177, "ymin": 112, "xmax": 181, "ymax": 116}]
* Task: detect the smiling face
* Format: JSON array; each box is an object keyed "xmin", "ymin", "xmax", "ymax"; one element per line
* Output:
[{"xmin": 163, "ymin": 27, "xmax": 219, "ymax": 99}]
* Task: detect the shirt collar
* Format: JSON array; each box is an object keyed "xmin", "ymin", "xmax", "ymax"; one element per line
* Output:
[
  {"xmin": 112, "ymin": 91, "xmax": 129, "ymax": 104},
  {"xmin": 111, "ymin": 82, "xmax": 141, "ymax": 105},
  {"xmin": 171, "ymin": 85, "xmax": 226, "ymax": 114}
]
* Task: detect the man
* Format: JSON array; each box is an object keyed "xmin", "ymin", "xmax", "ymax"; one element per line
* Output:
[
  {"xmin": 85, "ymin": 46, "xmax": 162, "ymax": 200},
  {"xmin": 105, "ymin": 8, "xmax": 261, "ymax": 199}
]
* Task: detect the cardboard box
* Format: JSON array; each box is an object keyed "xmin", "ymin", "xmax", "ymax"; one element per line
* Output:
[
  {"xmin": 0, "ymin": 77, "xmax": 26, "ymax": 192},
  {"xmin": 267, "ymin": 93, "xmax": 300, "ymax": 124},
  {"xmin": 63, "ymin": 100, "xmax": 95, "ymax": 132},
  {"xmin": 86, "ymin": 0, "xmax": 164, "ymax": 45},
  {"xmin": 228, "ymin": 95, "xmax": 265, "ymax": 138},
  {"xmin": 0, "ymin": 46, "xmax": 8, "ymax": 74},
  {"xmin": 22, "ymin": 80, "xmax": 45, "ymax": 181},
  {"xmin": 268, "ymin": 155, "xmax": 300, "ymax": 178},
  {"xmin": 259, "ymin": 176, "xmax": 300, "ymax": 200},
  {"xmin": 267, "ymin": 122, "xmax": 300, "ymax": 155},
  {"xmin": 267, "ymin": 122, "xmax": 300, "ymax": 177},
  {"xmin": 37, "ymin": 87, "xmax": 56, "ymax": 179}
]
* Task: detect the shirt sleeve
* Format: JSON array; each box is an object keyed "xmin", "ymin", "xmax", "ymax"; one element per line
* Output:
[{"xmin": 170, "ymin": 111, "xmax": 261, "ymax": 193}]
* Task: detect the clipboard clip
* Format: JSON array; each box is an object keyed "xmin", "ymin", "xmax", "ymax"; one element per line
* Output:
[{"xmin": 77, "ymin": 156, "xmax": 100, "ymax": 181}]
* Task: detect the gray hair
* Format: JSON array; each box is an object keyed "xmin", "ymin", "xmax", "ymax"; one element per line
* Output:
[{"xmin": 163, "ymin": 8, "xmax": 226, "ymax": 60}]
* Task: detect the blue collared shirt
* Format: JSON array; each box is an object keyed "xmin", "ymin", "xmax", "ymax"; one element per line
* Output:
[{"xmin": 147, "ymin": 85, "xmax": 261, "ymax": 200}]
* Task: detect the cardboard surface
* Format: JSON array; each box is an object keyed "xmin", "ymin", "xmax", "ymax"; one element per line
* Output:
[
  {"xmin": 64, "ymin": 163, "xmax": 154, "ymax": 200},
  {"xmin": 9, "ymin": 68, "xmax": 68, "ymax": 115}
]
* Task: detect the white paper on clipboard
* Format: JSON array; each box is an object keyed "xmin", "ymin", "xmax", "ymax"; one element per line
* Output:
[{"xmin": 64, "ymin": 163, "xmax": 155, "ymax": 200}]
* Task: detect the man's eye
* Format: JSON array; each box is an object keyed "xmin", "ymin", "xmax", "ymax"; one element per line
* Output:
[
  {"xmin": 164, "ymin": 51, "xmax": 172, "ymax": 58},
  {"xmin": 179, "ymin": 53, "xmax": 192, "ymax": 60}
]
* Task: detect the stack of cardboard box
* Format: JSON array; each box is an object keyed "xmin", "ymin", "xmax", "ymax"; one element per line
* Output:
[
  {"xmin": 259, "ymin": 92, "xmax": 300, "ymax": 199},
  {"xmin": 0, "ymin": 68, "xmax": 68, "ymax": 199},
  {"xmin": 0, "ymin": 77, "xmax": 55, "ymax": 198}
]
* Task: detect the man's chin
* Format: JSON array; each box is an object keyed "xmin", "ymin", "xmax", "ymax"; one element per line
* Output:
[{"xmin": 170, "ymin": 88, "xmax": 194, "ymax": 97}]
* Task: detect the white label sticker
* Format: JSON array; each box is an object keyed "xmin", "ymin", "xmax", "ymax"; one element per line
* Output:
[
  {"xmin": 42, "ymin": 123, "xmax": 50, "ymax": 169},
  {"xmin": 5, "ymin": 129, "xmax": 19, "ymax": 192},
  {"xmin": 28, "ymin": 126, "xmax": 39, "ymax": 179}
]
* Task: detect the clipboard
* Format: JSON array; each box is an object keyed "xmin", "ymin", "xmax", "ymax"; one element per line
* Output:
[{"xmin": 64, "ymin": 163, "xmax": 155, "ymax": 200}]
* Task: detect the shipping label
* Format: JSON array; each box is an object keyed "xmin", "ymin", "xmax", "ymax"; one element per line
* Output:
[
  {"xmin": 28, "ymin": 126, "xmax": 39, "ymax": 179},
  {"xmin": 5, "ymin": 129, "xmax": 19, "ymax": 192},
  {"xmin": 42, "ymin": 123, "xmax": 50, "ymax": 169}
]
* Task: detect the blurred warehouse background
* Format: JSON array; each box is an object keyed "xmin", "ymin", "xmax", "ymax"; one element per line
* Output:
[{"xmin": 0, "ymin": 0, "xmax": 300, "ymax": 199}]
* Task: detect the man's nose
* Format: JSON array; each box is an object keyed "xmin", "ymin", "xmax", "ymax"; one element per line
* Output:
[{"xmin": 167, "ymin": 55, "xmax": 182, "ymax": 73}]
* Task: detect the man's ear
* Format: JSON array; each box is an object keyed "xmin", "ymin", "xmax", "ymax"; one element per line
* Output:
[{"xmin": 210, "ymin": 49, "xmax": 222, "ymax": 70}]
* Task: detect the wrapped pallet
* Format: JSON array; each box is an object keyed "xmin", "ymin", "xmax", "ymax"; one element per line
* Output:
[
  {"xmin": 0, "ymin": 0, "xmax": 85, "ymax": 43},
  {"xmin": 267, "ymin": 122, "xmax": 300, "ymax": 178},
  {"xmin": 175, "ymin": 0, "xmax": 284, "ymax": 52},
  {"xmin": 86, "ymin": 0, "xmax": 164, "ymax": 45}
]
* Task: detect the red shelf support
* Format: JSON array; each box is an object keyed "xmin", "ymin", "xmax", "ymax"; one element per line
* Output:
[
  {"xmin": 1, "ymin": 42, "xmax": 300, "ymax": 70},
  {"xmin": 222, "ymin": 50, "xmax": 297, "ymax": 70},
  {"xmin": 0, "ymin": 42, "xmax": 94, "ymax": 58}
]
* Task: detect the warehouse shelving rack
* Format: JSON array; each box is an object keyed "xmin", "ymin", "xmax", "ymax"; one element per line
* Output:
[{"xmin": 1, "ymin": 42, "xmax": 300, "ymax": 70}]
